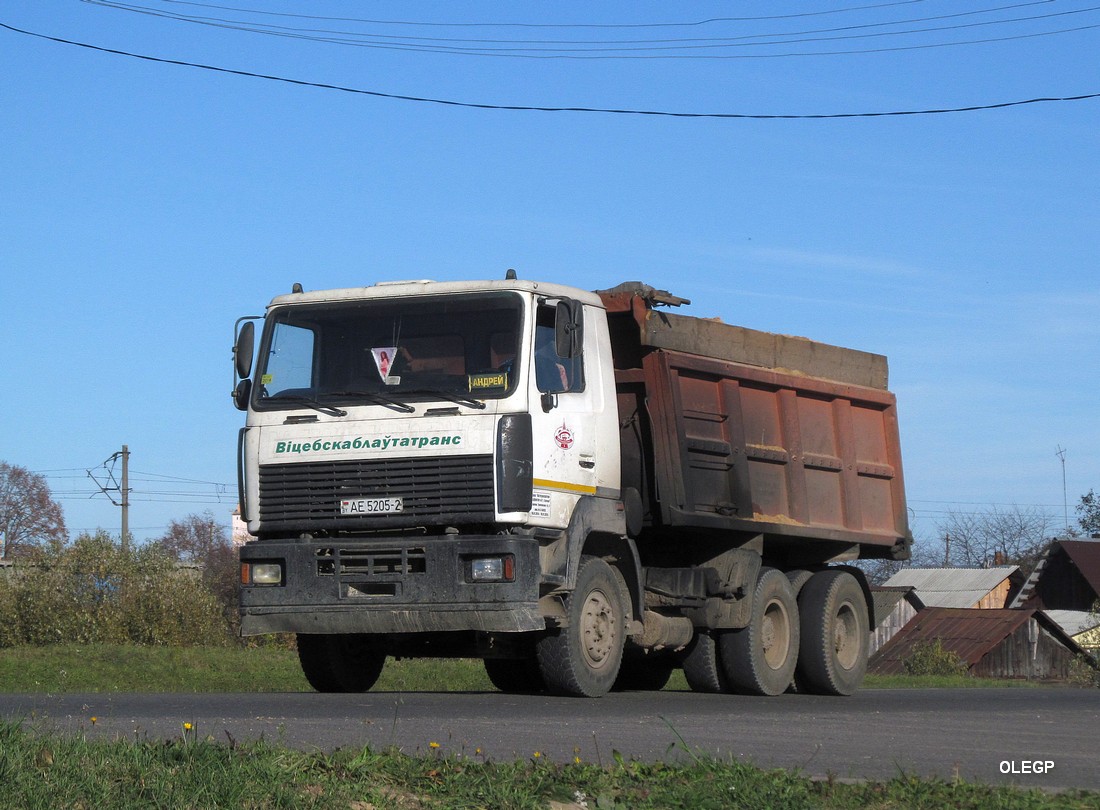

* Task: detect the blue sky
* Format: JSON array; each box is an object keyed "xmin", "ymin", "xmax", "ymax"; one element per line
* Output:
[{"xmin": 2, "ymin": 1, "xmax": 1097, "ymax": 549}]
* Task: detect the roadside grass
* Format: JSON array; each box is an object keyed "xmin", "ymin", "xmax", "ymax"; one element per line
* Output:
[
  {"xmin": 0, "ymin": 644, "xmax": 309, "ymax": 693},
  {"xmin": 1, "ymin": 720, "xmax": 1095, "ymax": 810},
  {"xmin": 0, "ymin": 645, "xmax": 496, "ymax": 693},
  {"xmin": 863, "ymin": 673, "xmax": 1049, "ymax": 689},
  {"xmin": 0, "ymin": 644, "xmax": 1057, "ymax": 693}
]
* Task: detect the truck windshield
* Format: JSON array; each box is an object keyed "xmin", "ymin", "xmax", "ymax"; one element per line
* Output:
[{"xmin": 254, "ymin": 292, "xmax": 523, "ymax": 410}]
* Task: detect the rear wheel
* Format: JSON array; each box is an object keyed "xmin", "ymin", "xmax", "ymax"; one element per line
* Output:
[
  {"xmin": 484, "ymin": 657, "xmax": 545, "ymax": 694},
  {"xmin": 787, "ymin": 569, "xmax": 814, "ymax": 598},
  {"xmin": 720, "ymin": 568, "xmax": 800, "ymax": 696},
  {"xmin": 784, "ymin": 569, "xmax": 815, "ymax": 693},
  {"xmin": 681, "ymin": 630, "xmax": 731, "ymax": 693},
  {"xmin": 537, "ymin": 556, "xmax": 626, "ymax": 697},
  {"xmin": 796, "ymin": 570, "xmax": 869, "ymax": 696},
  {"xmin": 297, "ymin": 633, "xmax": 386, "ymax": 693},
  {"xmin": 614, "ymin": 646, "xmax": 675, "ymax": 691}
]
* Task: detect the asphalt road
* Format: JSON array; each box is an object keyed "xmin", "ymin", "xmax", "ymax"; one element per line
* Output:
[{"xmin": 3, "ymin": 688, "xmax": 1099, "ymax": 791}]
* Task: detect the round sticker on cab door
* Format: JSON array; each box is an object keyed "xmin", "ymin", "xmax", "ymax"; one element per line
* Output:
[{"xmin": 554, "ymin": 422, "xmax": 575, "ymax": 450}]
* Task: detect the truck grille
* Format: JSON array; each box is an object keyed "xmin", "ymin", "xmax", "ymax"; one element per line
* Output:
[
  {"xmin": 258, "ymin": 454, "xmax": 495, "ymax": 533},
  {"xmin": 316, "ymin": 547, "xmax": 427, "ymax": 577}
]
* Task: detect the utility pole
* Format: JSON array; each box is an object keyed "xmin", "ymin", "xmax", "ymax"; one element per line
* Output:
[
  {"xmin": 121, "ymin": 444, "xmax": 130, "ymax": 551},
  {"xmin": 87, "ymin": 445, "xmax": 132, "ymax": 549},
  {"xmin": 1056, "ymin": 445, "xmax": 1068, "ymax": 534}
]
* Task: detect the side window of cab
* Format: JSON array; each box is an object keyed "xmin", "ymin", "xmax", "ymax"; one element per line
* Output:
[{"xmin": 534, "ymin": 303, "xmax": 584, "ymax": 394}]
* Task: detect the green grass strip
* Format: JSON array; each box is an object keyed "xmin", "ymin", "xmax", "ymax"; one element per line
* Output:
[
  {"xmin": 1, "ymin": 721, "xmax": 1095, "ymax": 810},
  {"xmin": 0, "ymin": 644, "xmax": 1047, "ymax": 694}
]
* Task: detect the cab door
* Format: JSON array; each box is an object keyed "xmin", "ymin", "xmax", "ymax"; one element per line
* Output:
[{"xmin": 527, "ymin": 299, "xmax": 617, "ymax": 529}]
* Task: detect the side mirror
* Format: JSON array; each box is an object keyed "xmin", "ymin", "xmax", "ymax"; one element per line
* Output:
[
  {"xmin": 233, "ymin": 378, "xmax": 252, "ymax": 411},
  {"xmin": 554, "ymin": 300, "xmax": 582, "ymax": 358},
  {"xmin": 234, "ymin": 320, "xmax": 255, "ymax": 379}
]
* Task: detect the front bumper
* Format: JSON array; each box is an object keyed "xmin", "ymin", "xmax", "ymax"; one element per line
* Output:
[{"xmin": 239, "ymin": 534, "xmax": 544, "ymax": 635}]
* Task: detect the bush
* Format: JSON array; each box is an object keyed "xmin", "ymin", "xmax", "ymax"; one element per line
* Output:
[
  {"xmin": 903, "ymin": 639, "xmax": 968, "ymax": 677},
  {"xmin": 1066, "ymin": 600, "xmax": 1100, "ymax": 687},
  {"xmin": 1068, "ymin": 655, "xmax": 1100, "ymax": 688},
  {"xmin": 152, "ymin": 512, "xmax": 240, "ymax": 633},
  {"xmin": 0, "ymin": 531, "xmax": 230, "ymax": 648},
  {"xmin": 0, "ymin": 577, "xmax": 23, "ymax": 648}
]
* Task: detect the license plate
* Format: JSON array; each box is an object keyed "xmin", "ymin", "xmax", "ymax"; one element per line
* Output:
[{"xmin": 339, "ymin": 497, "xmax": 403, "ymax": 515}]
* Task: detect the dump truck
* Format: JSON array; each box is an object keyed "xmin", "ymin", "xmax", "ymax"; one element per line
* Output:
[{"xmin": 231, "ymin": 276, "xmax": 911, "ymax": 697}]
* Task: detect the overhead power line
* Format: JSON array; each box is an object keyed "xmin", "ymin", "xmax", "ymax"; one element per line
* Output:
[
  {"xmin": 4, "ymin": 22, "xmax": 1099, "ymax": 119},
  {"xmin": 90, "ymin": 0, "xmax": 931, "ymax": 29},
  {"xmin": 80, "ymin": 0, "xmax": 1100, "ymax": 58},
  {"xmin": 37, "ymin": 461, "xmax": 229, "ymax": 507}
]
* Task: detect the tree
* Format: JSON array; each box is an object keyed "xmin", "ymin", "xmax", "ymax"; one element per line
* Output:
[
  {"xmin": 154, "ymin": 511, "xmax": 238, "ymax": 628},
  {"xmin": 0, "ymin": 462, "xmax": 68, "ymax": 560},
  {"xmin": 1078, "ymin": 490, "xmax": 1100, "ymax": 537},
  {"xmin": 857, "ymin": 557, "xmax": 904, "ymax": 586},
  {"xmin": 156, "ymin": 511, "xmax": 229, "ymax": 564},
  {"xmin": 931, "ymin": 504, "xmax": 1055, "ymax": 571}
]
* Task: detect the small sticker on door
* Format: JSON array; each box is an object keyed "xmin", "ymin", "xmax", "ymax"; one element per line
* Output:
[
  {"xmin": 531, "ymin": 490, "xmax": 552, "ymax": 518},
  {"xmin": 554, "ymin": 422, "xmax": 574, "ymax": 450}
]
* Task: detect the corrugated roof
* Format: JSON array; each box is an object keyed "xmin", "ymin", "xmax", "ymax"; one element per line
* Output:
[
  {"xmin": 1043, "ymin": 609, "xmax": 1100, "ymax": 637},
  {"xmin": 1059, "ymin": 541, "xmax": 1100, "ymax": 593},
  {"xmin": 882, "ymin": 566, "xmax": 1018, "ymax": 608},
  {"xmin": 870, "ymin": 586, "xmax": 922, "ymax": 625},
  {"xmin": 868, "ymin": 608, "xmax": 1079, "ymax": 675}
]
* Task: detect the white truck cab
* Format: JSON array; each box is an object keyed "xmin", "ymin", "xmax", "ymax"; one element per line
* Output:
[{"xmin": 234, "ymin": 278, "xmax": 625, "ymax": 645}]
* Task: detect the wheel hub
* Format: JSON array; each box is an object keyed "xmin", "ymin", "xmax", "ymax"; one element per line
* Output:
[
  {"xmin": 833, "ymin": 602, "xmax": 859, "ymax": 669},
  {"xmin": 581, "ymin": 588, "xmax": 617, "ymax": 669},
  {"xmin": 760, "ymin": 599, "xmax": 791, "ymax": 670}
]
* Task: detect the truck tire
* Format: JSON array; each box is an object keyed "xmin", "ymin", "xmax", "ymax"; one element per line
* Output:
[
  {"xmin": 786, "ymin": 569, "xmax": 814, "ymax": 597},
  {"xmin": 297, "ymin": 633, "xmax": 386, "ymax": 693},
  {"xmin": 484, "ymin": 657, "xmax": 545, "ymax": 694},
  {"xmin": 719, "ymin": 568, "xmax": 800, "ymax": 696},
  {"xmin": 613, "ymin": 646, "xmax": 674, "ymax": 691},
  {"xmin": 681, "ymin": 630, "xmax": 731, "ymax": 693},
  {"xmin": 536, "ymin": 555, "xmax": 626, "ymax": 697},
  {"xmin": 796, "ymin": 569, "xmax": 869, "ymax": 696}
]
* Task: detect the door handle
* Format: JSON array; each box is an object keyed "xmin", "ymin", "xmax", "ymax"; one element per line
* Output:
[{"xmin": 579, "ymin": 456, "xmax": 595, "ymax": 469}]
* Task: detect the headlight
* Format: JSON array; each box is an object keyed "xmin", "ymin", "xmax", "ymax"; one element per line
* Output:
[
  {"xmin": 467, "ymin": 556, "xmax": 514, "ymax": 583},
  {"xmin": 242, "ymin": 561, "xmax": 283, "ymax": 586}
]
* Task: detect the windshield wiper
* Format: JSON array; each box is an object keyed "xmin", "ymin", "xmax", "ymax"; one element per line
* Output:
[
  {"xmin": 404, "ymin": 389, "xmax": 487, "ymax": 410},
  {"xmin": 322, "ymin": 390, "xmax": 416, "ymax": 414},
  {"xmin": 267, "ymin": 395, "xmax": 347, "ymax": 418}
]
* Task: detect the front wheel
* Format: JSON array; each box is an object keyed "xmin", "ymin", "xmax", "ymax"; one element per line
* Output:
[
  {"xmin": 720, "ymin": 568, "xmax": 800, "ymax": 696},
  {"xmin": 297, "ymin": 633, "xmax": 386, "ymax": 693},
  {"xmin": 537, "ymin": 555, "xmax": 627, "ymax": 697}
]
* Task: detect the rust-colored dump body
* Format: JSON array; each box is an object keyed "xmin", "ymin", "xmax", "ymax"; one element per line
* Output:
[{"xmin": 600, "ymin": 283, "xmax": 910, "ymax": 562}]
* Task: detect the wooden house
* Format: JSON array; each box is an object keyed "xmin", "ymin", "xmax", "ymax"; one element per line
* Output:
[
  {"xmin": 1011, "ymin": 539, "xmax": 1100, "ymax": 612},
  {"xmin": 868, "ymin": 608, "xmax": 1088, "ymax": 680},
  {"xmin": 882, "ymin": 566, "xmax": 1022, "ymax": 610},
  {"xmin": 869, "ymin": 585, "xmax": 924, "ymax": 656}
]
